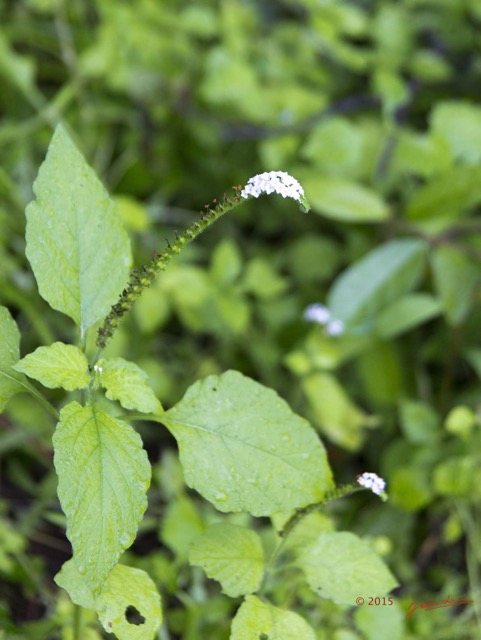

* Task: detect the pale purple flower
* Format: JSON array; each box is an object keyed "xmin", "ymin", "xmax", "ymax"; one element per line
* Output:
[
  {"xmin": 326, "ymin": 319, "xmax": 345, "ymax": 337},
  {"xmin": 304, "ymin": 303, "xmax": 331, "ymax": 325}
]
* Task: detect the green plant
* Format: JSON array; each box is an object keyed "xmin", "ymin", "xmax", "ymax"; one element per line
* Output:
[{"xmin": 0, "ymin": 126, "xmax": 397, "ymax": 639}]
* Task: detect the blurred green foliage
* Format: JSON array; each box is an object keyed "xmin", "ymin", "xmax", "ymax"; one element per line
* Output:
[{"xmin": 2, "ymin": 0, "xmax": 481, "ymax": 638}]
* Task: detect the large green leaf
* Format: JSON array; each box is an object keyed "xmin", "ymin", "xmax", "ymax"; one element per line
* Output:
[
  {"xmin": 0, "ymin": 306, "xmax": 25, "ymax": 412},
  {"xmin": 296, "ymin": 532, "xmax": 398, "ymax": 605},
  {"xmin": 189, "ymin": 523, "xmax": 264, "ymax": 597},
  {"xmin": 430, "ymin": 245, "xmax": 480, "ymax": 326},
  {"xmin": 25, "ymin": 125, "xmax": 131, "ymax": 338},
  {"xmin": 162, "ymin": 370, "xmax": 333, "ymax": 516},
  {"xmin": 53, "ymin": 402, "xmax": 150, "ymax": 593},
  {"xmin": 230, "ymin": 595, "xmax": 316, "ymax": 640},
  {"xmin": 327, "ymin": 238, "xmax": 427, "ymax": 330},
  {"xmin": 13, "ymin": 342, "xmax": 90, "ymax": 391},
  {"xmin": 430, "ymin": 101, "xmax": 481, "ymax": 164}
]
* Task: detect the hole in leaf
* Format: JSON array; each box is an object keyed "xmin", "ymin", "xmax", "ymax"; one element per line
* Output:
[{"xmin": 125, "ymin": 605, "xmax": 145, "ymax": 626}]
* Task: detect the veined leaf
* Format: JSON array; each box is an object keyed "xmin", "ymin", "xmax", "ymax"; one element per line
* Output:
[
  {"xmin": 162, "ymin": 370, "xmax": 333, "ymax": 516},
  {"xmin": 230, "ymin": 595, "xmax": 316, "ymax": 640},
  {"xmin": 55, "ymin": 560, "xmax": 163, "ymax": 640},
  {"xmin": 327, "ymin": 238, "xmax": 427, "ymax": 330},
  {"xmin": 296, "ymin": 532, "xmax": 398, "ymax": 605},
  {"xmin": 0, "ymin": 306, "xmax": 25, "ymax": 412},
  {"xmin": 96, "ymin": 564, "xmax": 162, "ymax": 640},
  {"xmin": 98, "ymin": 357, "xmax": 163, "ymax": 414},
  {"xmin": 25, "ymin": 125, "xmax": 131, "ymax": 338},
  {"xmin": 189, "ymin": 524, "xmax": 264, "ymax": 597},
  {"xmin": 53, "ymin": 402, "xmax": 150, "ymax": 593},
  {"xmin": 13, "ymin": 342, "xmax": 89, "ymax": 391}
]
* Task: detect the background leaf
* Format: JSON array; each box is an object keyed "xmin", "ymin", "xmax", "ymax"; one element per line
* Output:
[
  {"xmin": 53, "ymin": 402, "xmax": 151, "ymax": 593},
  {"xmin": 296, "ymin": 532, "xmax": 398, "ymax": 605},
  {"xmin": 430, "ymin": 245, "xmax": 480, "ymax": 326},
  {"xmin": 25, "ymin": 125, "xmax": 131, "ymax": 338},
  {"xmin": 13, "ymin": 342, "xmax": 90, "ymax": 391},
  {"xmin": 162, "ymin": 370, "xmax": 333, "ymax": 516},
  {"xmin": 0, "ymin": 306, "xmax": 25, "ymax": 412},
  {"xmin": 230, "ymin": 595, "xmax": 316, "ymax": 640},
  {"xmin": 327, "ymin": 238, "xmax": 427, "ymax": 330},
  {"xmin": 189, "ymin": 523, "xmax": 264, "ymax": 597}
]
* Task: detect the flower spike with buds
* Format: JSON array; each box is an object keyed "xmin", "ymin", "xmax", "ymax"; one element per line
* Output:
[{"xmin": 241, "ymin": 171, "xmax": 311, "ymax": 213}]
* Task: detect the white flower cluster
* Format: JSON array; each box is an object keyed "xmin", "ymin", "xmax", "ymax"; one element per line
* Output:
[
  {"xmin": 241, "ymin": 171, "xmax": 306, "ymax": 204},
  {"xmin": 304, "ymin": 303, "xmax": 345, "ymax": 337},
  {"xmin": 93, "ymin": 364, "xmax": 103, "ymax": 374},
  {"xmin": 357, "ymin": 472, "xmax": 386, "ymax": 496}
]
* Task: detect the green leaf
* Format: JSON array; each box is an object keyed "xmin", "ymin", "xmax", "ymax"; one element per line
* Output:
[
  {"xmin": 302, "ymin": 373, "xmax": 375, "ymax": 451},
  {"xmin": 374, "ymin": 293, "xmax": 441, "ymax": 338},
  {"xmin": 301, "ymin": 175, "xmax": 389, "ymax": 223},
  {"xmin": 161, "ymin": 496, "xmax": 205, "ymax": 560},
  {"xmin": 25, "ymin": 125, "xmax": 131, "ymax": 338},
  {"xmin": 189, "ymin": 523, "xmax": 265, "ymax": 597},
  {"xmin": 406, "ymin": 167, "xmax": 481, "ymax": 220},
  {"xmin": 296, "ymin": 532, "xmax": 398, "ymax": 605},
  {"xmin": 13, "ymin": 342, "xmax": 89, "ymax": 391},
  {"xmin": 98, "ymin": 357, "xmax": 163, "ymax": 414},
  {"xmin": 327, "ymin": 239, "xmax": 427, "ymax": 330},
  {"xmin": 96, "ymin": 564, "xmax": 162, "ymax": 640},
  {"xmin": 231, "ymin": 595, "xmax": 316, "ymax": 640},
  {"xmin": 162, "ymin": 370, "xmax": 333, "ymax": 516},
  {"xmin": 53, "ymin": 402, "xmax": 151, "ymax": 593},
  {"xmin": 430, "ymin": 101, "xmax": 481, "ymax": 164},
  {"xmin": 355, "ymin": 598, "xmax": 405, "ymax": 640},
  {"xmin": 430, "ymin": 246, "xmax": 480, "ymax": 326},
  {"xmin": 0, "ymin": 306, "xmax": 25, "ymax": 412},
  {"xmin": 54, "ymin": 558, "xmax": 96, "ymax": 610}
]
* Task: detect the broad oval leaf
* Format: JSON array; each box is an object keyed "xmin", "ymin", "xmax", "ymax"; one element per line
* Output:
[
  {"xmin": 430, "ymin": 245, "xmax": 480, "ymax": 326},
  {"xmin": 98, "ymin": 357, "xmax": 163, "ymax": 414},
  {"xmin": 13, "ymin": 342, "xmax": 89, "ymax": 391},
  {"xmin": 25, "ymin": 125, "xmax": 131, "ymax": 337},
  {"xmin": 189, "ymin": 523, "xmax": 264, "ymax": 597},
  {"xmin": 162, "ymin": 370, "xmax": 333, "ymax": 516},
  {"xmin": 96, "ymin": 564, "xmax": 162, "ymax": 640},
  {"xmin": 374, "ymin": 293, "xmax": 441, "ymax": 338},
  {"xmin": 301, "ymin": 175, "xmax": 389, "ymax": 223},
  {"xmin": 327, "ymin": 238, "xmax": 427, "ymax": 330},
  {"xmin": 53, "ymin": 402, "xmax": 150, "ymax": 593},
  {"xmin": 231, "ymin": 595, "xmax": 316, "ymax": 640},
  {"xmin": 0, "ymin": 306, "xmax": 25, "ymax": 412},
  {"xmin": 296, "ymin": 532, "xmax": 398, "ymax": 605}
]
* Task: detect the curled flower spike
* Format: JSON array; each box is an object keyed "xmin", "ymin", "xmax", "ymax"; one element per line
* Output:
[
  {"xmin": 357, "ymin": 472, "xmax": 387, "ymax": 497},
  {"xmin": 241, "ymin": 171, "xmax": 311, "ymax": 212}
]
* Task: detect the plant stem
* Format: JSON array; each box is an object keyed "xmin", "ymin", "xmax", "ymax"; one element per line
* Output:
[
  {"xmin": 95, "ymin": 187, "xmax": 245, "ymax": 351},
  {"xmin": 73, "ymin": 604, "xmax": 83, "ymax": 640}
]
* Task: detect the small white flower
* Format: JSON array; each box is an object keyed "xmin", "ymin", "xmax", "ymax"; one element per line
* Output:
[
  {"xmin": 304, "ymin": 303, "xmax": 331, "ymax": 325},
  {"xmin": 93, "ymin": 364, "xmax": 103, "ymax": 374},
  {"xmin": 357, "ymin": 472, "xmax": 386, "ymax": 496},
  {"xmin": 326, "ymin": 319, "xmax": 345, "ymax": 337},
  {"xmin": 241, "ymin": 171, "xmax": 310, "ymax": 211}
]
